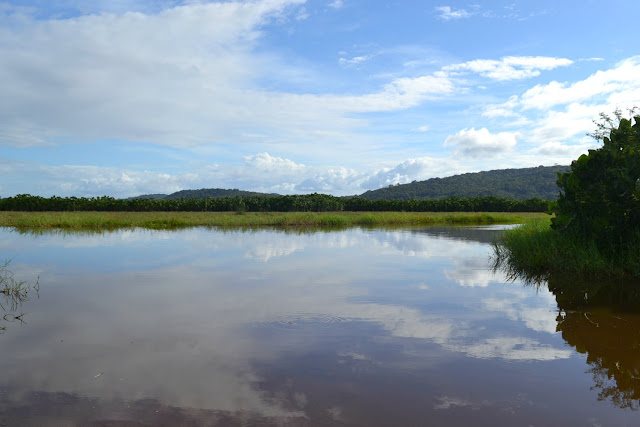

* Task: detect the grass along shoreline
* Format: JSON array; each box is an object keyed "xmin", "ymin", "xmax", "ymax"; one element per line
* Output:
[
  {"xmin": 0, "ymin": 211, "xmax": 546, "ymax": 230},
  {"xmin": 493, "ymin": 218, "xmax": 640, "ymax": 279}
]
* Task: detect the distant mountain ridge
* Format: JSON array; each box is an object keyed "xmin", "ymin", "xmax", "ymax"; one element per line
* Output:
[
  {"xmin": 358, "ymin": 165, "xmax": 569, "ymax": 201},
  {"xmin": 130, "ymin": 188, "xmax": 277, "ymax": 200},
  {"xmin": 129, "ymin": 165, "xmax": 569, "ymax": 201}
]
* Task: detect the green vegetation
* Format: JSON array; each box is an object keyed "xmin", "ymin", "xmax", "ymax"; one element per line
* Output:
[
  {"xmin": 360, "ymin": 165, "xmax": 567, "ymax": 200},
  {"xmin": 1, "ymin": 260, "xmax": 39, "ymax": 333},
  {"xmin": 493, "ymin": 219, "xmax": 640, "ymax": 280},
  {"xmin": 494, "ymin": 110, "xmax": 640, "ymax": 279},
  {"xmin": 126, "ymin": 165, "xmax": 567, "ymax": 201},
  {"xmin": 0, "ymin": 211, "xmax": 545, "ymax": 231},
  {"xmin": 551, "ymin": 110, "xmax": 640, "ymax": 250},
  {"xmin": 131, "ymin": 188, "xmax": 277, "ymax": 200},
  {"xmin": 0, "ymin": 193, "xmax": 549, "ymax": 213}
]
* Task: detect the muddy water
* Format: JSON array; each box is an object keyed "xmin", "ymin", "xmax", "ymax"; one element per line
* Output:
[{"xmin": 0, "ymin": 226, "xmax": 638, "ymax": 426}]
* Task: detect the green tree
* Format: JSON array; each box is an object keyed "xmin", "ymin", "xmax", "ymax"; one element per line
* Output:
[{"xmin": 551, "ymin": 110, "xmax": 640, "ymax": 249}]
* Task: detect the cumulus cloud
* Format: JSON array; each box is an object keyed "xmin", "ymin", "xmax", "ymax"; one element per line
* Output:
[
  {"xmin": 444, "ymin": 56, "xmax": 573, "ymax": 81},
  {"xmin": 359, "ymin": 157, "xmax": 460, "ymax": 190},
  {"xmin": 476, "ymin": 57, "xmax": 640, "ymax": 163},
  {"xmin": 519, "ymin": 56, "xmax": 640, "ymax": 110},
  {"xmin": 434, "ymin": 6, "xmax": 471, "ymax": 21},
  {"xmin": 244, "ymin": 152, "xmax": 305, "ymax": 172},
  {"xmin": 444, "ymin": 128, "xmax": 519, "ymax": 158},
  {"xmin": 0, "ymin": 0, "xmax": 309, "ymax": 148},
  {"xmin": 0, "ymin": 0, "xmax": 459, "ymax": 152}
]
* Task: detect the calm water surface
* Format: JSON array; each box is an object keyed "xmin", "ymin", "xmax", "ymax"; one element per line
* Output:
[{"xmin": 1, "ymin": 226, "xmax": 639, "ymax": 426}]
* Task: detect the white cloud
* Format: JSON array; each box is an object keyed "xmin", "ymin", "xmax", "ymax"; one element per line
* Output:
[
  {"xmin": 444, "ymin": 128, "xmax": 519, "ymax": 158},
  {"xmin": 519, "ymin": 56, "xmax": 640, "ymax": 110},
  {"xmin": 435, "ymin": 6, "xmax": 471, "ymax": 21},
  {"xmin": 359, "ymin": 156, "xmax": 460, "ymax": 190},
  {"xmin": 328, "ymin": 0, "xmax": 344, "ymax": 9},
  {"xmin": 476, "ymin": 57, "xmax": 640, "ymax": 163},
  {"xmin": 530, "ymin": 141, "xmax": 594, "ymax": 158},
  {"xmin": 444, "ymin": 56, "xmax": 573, "ymax": 81},
  {"xmin": 0, "ymin": 0, "xmax": 311, "ymax": 148},
  {"xmin": 528, "ymin": 103, "xmax": 603, "ymax": 144},
  {"xmin": 0, "ymin": 0, "xmax": 470, "ymax": 160},
  {"xmin": 244, "ymin": 152, "xmax": 305, "ymax": 172},
  {"xmin": 338, "ymin": 54, "xmax": 374, "ymax": 67}
]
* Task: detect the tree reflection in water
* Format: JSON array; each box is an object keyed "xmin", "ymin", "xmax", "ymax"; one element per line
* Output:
[
  {"xmin": 496, "ymin": 248, "xmax": 640, "ymax": 411},
  {"xmin": 548, "ymin": 276, "xmax": 640, "ymax": 410}
]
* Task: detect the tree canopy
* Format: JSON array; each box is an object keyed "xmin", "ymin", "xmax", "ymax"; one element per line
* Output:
[
  {"xmin": 359, "ymin": 165, "xmax": 567, "ymax": 201},
  {"xmin": 551, "ymin": 110, "xmax": 640, "ymax": 249}
]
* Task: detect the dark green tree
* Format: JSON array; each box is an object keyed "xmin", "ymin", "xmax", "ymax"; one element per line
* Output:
[{"xmin": 551, "ymin": 110, "xmax": 640, "ymax": 249}]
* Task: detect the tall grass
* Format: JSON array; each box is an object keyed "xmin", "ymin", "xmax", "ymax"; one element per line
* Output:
[
  {"xmin": 493, "ymin": 218, "xmax": 640, "ymax": 279},
  {"xmin": 0, "ymin": 211, "xmax": 545, "ymax": 231}
]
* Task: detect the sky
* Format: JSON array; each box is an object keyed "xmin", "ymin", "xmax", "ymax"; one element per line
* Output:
[{"xmin": 1, "ymin": 0, "xmax": 639, "ymax": 198}]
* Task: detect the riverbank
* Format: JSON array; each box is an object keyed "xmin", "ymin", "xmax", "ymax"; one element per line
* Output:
[
  {"xmin": 0, "ymin": 211, "xmax": 546, "ymax": 230},
  {"xmin": 493, "ymin": 219, "xmax": 640, "ymax": 279}
]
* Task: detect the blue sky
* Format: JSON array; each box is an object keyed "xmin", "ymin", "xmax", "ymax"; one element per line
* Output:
[{"xmin": 1, "ymin": 0, "xmax": 639, "ymax": 197}]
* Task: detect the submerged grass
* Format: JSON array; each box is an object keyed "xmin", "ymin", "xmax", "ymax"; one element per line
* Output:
[
  {"xmin": 1, "ymin": 260, "xmax": 39, "ymax": 317},
  {"xmin": 0, "ymin": 211, "xmax": 545, "ymax": 231},
  {"xmin": 493, "ymin": 218, "xmax": 640, "ymax": 279}
]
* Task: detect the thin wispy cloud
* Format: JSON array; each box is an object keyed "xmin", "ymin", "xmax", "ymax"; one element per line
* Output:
[
  {"xmin": 443, "ymin": 56, "xmax": 573, "ymax": 81},
  {"xmin": 434, "ymin": 6, "xmax": 471, "ymax": 21}
]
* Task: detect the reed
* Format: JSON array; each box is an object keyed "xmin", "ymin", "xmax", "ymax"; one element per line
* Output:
[
  {"xmin": 0, "ymin": 211, "xmax": 545, "ymax": 230},
  {"xmin": 493, "ymin": 218, "xmax": 640, "ymax": 279}
]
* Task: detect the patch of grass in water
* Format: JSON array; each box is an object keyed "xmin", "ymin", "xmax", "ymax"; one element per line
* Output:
[{"xmin": 493, "ymin": 218, "xmax": 640, "ymax": 279}]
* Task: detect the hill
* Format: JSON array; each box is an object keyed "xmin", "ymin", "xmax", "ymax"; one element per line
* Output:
[
  {"xmin": 130, "ymin": 188, "xmax": 278, "ymax": 200},
  {"xmin": 358, "ymin": 165, "xmax": 569, "ymax": 200}
]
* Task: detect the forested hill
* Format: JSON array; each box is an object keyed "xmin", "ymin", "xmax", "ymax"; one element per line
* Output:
[
  {"xmin": 131, "ymin": 188, "xmax": 277, "ymax": 200},
  {"xmin": 359, "ymin": 165, "xmax": 569, "ymax": 200}
]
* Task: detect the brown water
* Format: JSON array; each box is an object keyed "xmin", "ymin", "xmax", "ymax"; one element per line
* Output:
[{"xmin": 0, "ymin": 226, "xmax": 639, "ymax": 426}]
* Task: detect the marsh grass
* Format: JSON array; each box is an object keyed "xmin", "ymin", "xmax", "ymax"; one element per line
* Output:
[
  {"xmin": 493, "ymin": 218, "xmax": 640, "ymax": 280},
  {"xmin": 1, "ymin": 261, "xmax": 39, "ymax": 332},
  {"xmin": 0, "ymin": 211, "xmax": 545, "ymax": 231}
]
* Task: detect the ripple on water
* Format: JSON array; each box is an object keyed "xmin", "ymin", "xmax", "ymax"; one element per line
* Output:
[{"xmin": 259, "ymin": 312, "xmax": 349, "ymax": 329}]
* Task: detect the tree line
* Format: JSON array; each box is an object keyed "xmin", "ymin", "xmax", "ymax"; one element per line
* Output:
[
  {"xmin": 0, "ymin": 193, "xmax": 549, "ymax": 212},
  {"xmin": 360, "ymin": 165, "xmax": 567, "ymax": 201}
]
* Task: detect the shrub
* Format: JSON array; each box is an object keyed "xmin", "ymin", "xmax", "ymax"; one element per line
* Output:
[{"xmin": 551, "ymin": 110, "xmax": 640, "ymax": 250}]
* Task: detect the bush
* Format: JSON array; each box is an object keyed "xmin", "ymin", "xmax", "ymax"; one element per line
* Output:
[{"xmin": 551, "ymin": 110, "xmax": 640, "ymax": 250}]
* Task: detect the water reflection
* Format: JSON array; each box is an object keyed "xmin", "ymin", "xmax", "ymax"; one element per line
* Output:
[
  {"xmin": 0, "ymin": 226, "xmax": 638, "ymax": 425},
  {"xmin": 549, "ymin": 276, "xmax": 640, "ymax": 410}
]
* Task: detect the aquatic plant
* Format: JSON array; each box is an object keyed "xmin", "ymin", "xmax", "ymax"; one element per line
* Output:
[{"xmin": 1, "ymin": 260, "xmax": 39, "ymax": 332}]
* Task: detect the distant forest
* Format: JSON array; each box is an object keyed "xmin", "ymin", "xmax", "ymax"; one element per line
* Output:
[
  {"xmin": 130, "ymin": 165, "xmax": 568, "ymax": 202},
  {"xmin": 359, "ymin": 165, "xmax": 569, "ymax": 200},
  {"xmin": 131, "ymin": 188, "xmax": 276, "ymax": 200},
  {"xmin": 0, "ymin": 165, "xmax": 566, "ymax": 213},
  {"xmin": 0, "ymin": 194, "xmax": 548, "ymax": 213}
]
